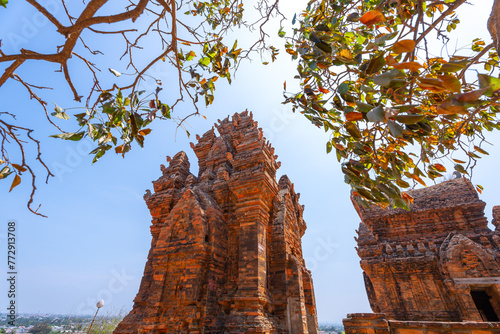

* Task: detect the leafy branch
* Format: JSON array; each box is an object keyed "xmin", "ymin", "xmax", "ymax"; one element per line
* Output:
[
  {"xmin": 284, "ymin": 0, "xmax": 500, "ymax": 209},
  {"xmin": 0, "ymin": 0, "xmax": 283, "ymax": 216}
]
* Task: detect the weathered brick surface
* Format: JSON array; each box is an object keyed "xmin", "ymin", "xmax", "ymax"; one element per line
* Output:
[
  {"xmin": 114, "ymin": 111, "xmax": 318, "ymax": 334},
  {"xmin": 344, "ymin": 179, "xmax": 500, "ymax": 334}
]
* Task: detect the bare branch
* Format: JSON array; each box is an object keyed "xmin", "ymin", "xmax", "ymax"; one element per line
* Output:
[{"xmin": 25, "ymin": 0, "xmax": 67, "ymax": 34}]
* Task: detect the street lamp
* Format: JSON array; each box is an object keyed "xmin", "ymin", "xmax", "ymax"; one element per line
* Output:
[{"xmin": 87, "ymin": 299, "xmax": 104, "ymax": 334}]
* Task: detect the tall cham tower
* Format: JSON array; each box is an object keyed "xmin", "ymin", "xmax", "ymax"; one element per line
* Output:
[{"xmin": 114, "ymin": 111, "xmax": 319, "ymax": 334}]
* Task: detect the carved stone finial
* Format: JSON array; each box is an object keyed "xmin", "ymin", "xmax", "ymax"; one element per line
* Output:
[{"xmin": 417, "ymin": 242, "xmax": 426, "ymax": 253}]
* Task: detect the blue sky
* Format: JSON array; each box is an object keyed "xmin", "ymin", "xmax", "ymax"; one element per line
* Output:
[{"xmin": 1, "ymin": 0, "xmax": 499, "ymax": 324}]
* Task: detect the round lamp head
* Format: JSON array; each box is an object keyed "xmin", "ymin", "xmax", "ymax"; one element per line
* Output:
[{"xmin": 96, "ymin": 299, "xmax": 104, "ymax": 308}]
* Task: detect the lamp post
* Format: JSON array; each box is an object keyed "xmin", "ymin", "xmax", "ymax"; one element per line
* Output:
[{"xmin": 87, "ymin": 299, "xmax": 104, "ymax": 334}]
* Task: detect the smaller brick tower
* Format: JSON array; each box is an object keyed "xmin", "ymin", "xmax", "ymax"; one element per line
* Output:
[
  {"xmin": 344, "ymin": 178, "xmax": 500, "ymax": 334},
  {"xmin": 114, "ymin": 111, "xmax": 318, "ymax": 334}
]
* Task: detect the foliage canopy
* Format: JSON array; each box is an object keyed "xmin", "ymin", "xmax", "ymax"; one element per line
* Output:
[
  {"xmin": 284, "ymin": 0, "xmax": 500, "ymax": 209},
  {"xmin": 1, "ymin": 0, "xmax": 500, "ymax": 215}
]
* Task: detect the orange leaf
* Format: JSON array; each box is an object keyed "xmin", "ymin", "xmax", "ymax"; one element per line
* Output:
[
  {"xmin": 385, "ymin": 54, "xmax": 397, "ymax": 65},
  {"xmin": 223, "ymin": 7, "xmax": 230, "ymax": 13},
  {"xmin": 359, "ymin": 10, "xmax": 386, "ymax": 27},
  {"xmin": 339, "ymin": 49, "xmax": 353, "ymax": 62},
  {"xmin": 437, "ymin": 102, "xmax": 467, "ymax": 115},
  {"xmin": 345, "ymin": 112, "xmax": 364, "ymax": 121},
  {"xmin": 284, "ymin": 81, "xmax": 287, "ymax": 90},
  {"xmin": 200, "ymin": 78, "xmax": 207, "ymax": 85},
  {"xmin": 437, "ymin": 75, "xmax": 461, "ymax": 93},
  {"xmin": 401, "ymin": 192, "xmax": 414, "ymax": 203},
  {"xmin": 334, "ymin": 142, "xmax": 346, "ymax": 150},
  {"xmin": 318, "ymin": 87, "xmax": 330, "ymax": 94},
  {"xmin": 433, "ymin": 163, "xmax": 446, "ymax": 172},
  {"xmin": 392, "ymin": 39, "xmax": 416, "ymax": 54},
  {"xmin": 411, "ymin": 173, "xmax": 427, "ymax": 187},
  {"xmin": 115, "ymin": 145, "xmax": 124, "ymax": 154},
  {"xmin": 211, "ymin": 76, "xmax": 219, "ymax": 82},
  {"xmin": 139, "ymin": 128, "xmax": 152, "ymax": 136},
  {"xmin": 417, "ymin": 77, "xmax": 447, "ymax": 93},
  {"xmin": 11, "ymin": 163, "xmax": 27, "ymax": 172},
  {"xmin": 454, "ymin": 87, "xmax": 489, "ymax": 102},
  {"xmin": 392, "ymin": 61, "xmax": 423, "ymax": 72},
  {"xmin": 9, "ymin": 174, "xmax": 21, "ymax": 192}
]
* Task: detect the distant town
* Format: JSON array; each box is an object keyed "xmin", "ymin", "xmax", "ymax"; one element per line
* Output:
[
  {"xmin": 0, "ymin": 314, "xmax": 343, "ymax": 333},
  {"xmin": 0, "ymin": 313, "xmax": 121, "ymax": 333}
]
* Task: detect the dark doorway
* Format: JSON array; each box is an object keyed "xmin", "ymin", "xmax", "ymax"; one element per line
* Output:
[{"xmin": 471, "ymin": 290, "xmax": 499, "ymax": 321}]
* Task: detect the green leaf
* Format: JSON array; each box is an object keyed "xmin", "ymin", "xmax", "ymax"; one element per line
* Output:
[
  {"xmin": 346, "ymin": 12, "xmax": 359, "ymax": 22},
  {"xmin": 394, "ymin": 198, "xmax": 410, "ymax": 210},
  {"xmin": 373, "ymin": 69, "xmax": 404, "ymax": 87},
  {"xmin": 440, "ymin": 59, "xmax": 468, "ymax": 72},
  {"xmin": 396, "ymin": 179, "xmax": 410, "ymax": 188},
  {"xmin": 51, "ymin": 104, "xmax": 70, "ymax": 120},
  {"xmin": 50, "ymin": 132, "xmax": 85, "ymax": 141},
  {"xmin": 366, "ymin": 54, "xmax": 386, "ymax": 75},
  {"xmin": 91, "ymin": 145, "xmax": 112, "ymax": 164},
  {"xmin": 200, "ymin": 57, "xmax": 211, "ymax": 66},
  {"xmin": 355, "ymin": 101, "xmax": 374, "ymax": 112},
  {"xmin": 186, "ymin": 51, "xmax": 196, "ymax": 61},
  {"xmin": 315, "ymin": 41, "xmax": 333, "ymax": 54},
  {"xmin": 338, "ymin": 82, "xmax": 349, "ymax": 94},
  {"xmin": 0, "ymin": 166, "xmax": 12, "ymax": 179},
  {"xmin": 392, "ymin": 105, "xmax": 419, "ymax": 113},
  {"xmin": 374, "ymin": 32, "xmax": 397, "ymax": 45},
  {"xmin": 161, "ymin": 104, "xmax": 171, "ymax": 119},
  {"xmin": 394, "ymin": 114, "xmax": 425, "ymax": 124},
  {"xmin": 367, "ymin": 105, "xmax": 385, "ymax": 122},
  {"xmin": 0, "ymin": 0, "xmax": 7, "ymax": 8},
  {"xmin": 314, "ymin": 24, "xmax": 330, "ymax": 32},
  {"xmin": 377, "ymin": 183, "xmax": 400, "ymax": 199},
  {"xmin": 109, "ymin": 68, "xmax": 122, "ymax": 77},
  {"xmin": 454, "ymin": 164, "xmax": 468, "ymax": 174},
  {"xmin": 478, "ymin": 73, "xmax": 500, "ymax": 97},
  {"xmin": 344, "ymin": 122, "xmax": 362, "ymax": 139},
  {"xmin": 388, "ymin": 120, "xmax": 404, "ymax": 137},
  {"xmin": 326, "ymin": 141, "xmax": 332, "ymax": 153}
]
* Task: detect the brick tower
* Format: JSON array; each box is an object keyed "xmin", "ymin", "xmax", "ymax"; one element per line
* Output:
[
  {"xmin": 344, "ymin": 178, "xmax": 500, "ymax": 334},
  {"xmin": 114, "ymin": 111, "xmax": 318, "ymax": 334}
]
